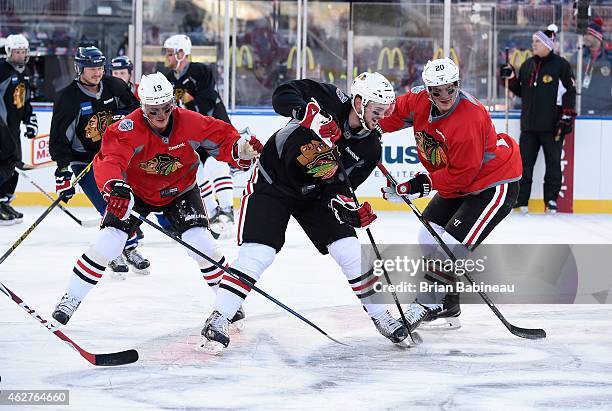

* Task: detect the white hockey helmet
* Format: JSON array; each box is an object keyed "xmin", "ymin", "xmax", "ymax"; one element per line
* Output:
[
  {"xmin": 350, "ymin": 72, "xmax": 395, "ymax": 130},
  {"xmin": 5, "ymin": 34, "xmax": 29, "ymax": 55},
  {"xmin": 422, "ymin": 57, "xmax": 459, "ymax": 87},
  {"xmin": 163, "ymin": 34, "xmax": 192, "ymax": 56},
  {"xmin": 138, "ymin": 72, "xmax": 175, "ymax": 107}
]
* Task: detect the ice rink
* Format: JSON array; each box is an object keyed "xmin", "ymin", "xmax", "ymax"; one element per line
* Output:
[{"xmin": 1, "ymin": 206, "xmax": 612, "ymax": 410}]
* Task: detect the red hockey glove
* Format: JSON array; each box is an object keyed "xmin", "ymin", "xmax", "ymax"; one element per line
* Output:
[
  {"xmin": 382, "ymin": 172, "xmax": 432, "ymax": 201},
  {"xmin": 232, "ymin": 134, "xmax": 263, "ymax": 170},
  {"xmin": 103, "ymin": 180, "xmax": 134, "ymax": 221},
  {"xmin": 330, "ymin": 195, "xmax": 377, "ymax": 228},
  {"xmin": 55, "ymin": 167, "xmax": 75, "ymax": 203},
  {"xmin": 298, "ymin": 98, "xmax": 342, "ymax": 147}
]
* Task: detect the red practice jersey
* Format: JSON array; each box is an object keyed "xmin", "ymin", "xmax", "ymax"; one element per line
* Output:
[
  {"xmin": 94, "ymin": 107, "xmax": 240, "ymax": 206},
  {"xmin": 379, "ymin": 86, "xmax": 522, "ymax": 198}
]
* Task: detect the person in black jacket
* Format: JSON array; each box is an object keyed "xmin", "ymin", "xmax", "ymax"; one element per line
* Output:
[
  {"xmin": 163, "ymin": 34, "xmax": 236, "ymax": 238},
  {"xmin": 0, "ymin": 34, "xmax": 37, "ymax": 225},
  {"xmin": 501, "ymin": 25, "xmax": 576, "ymax": 214},
  {"xmin": 199, "ymin": 73, "xmax": 417, "ymax": 354},
  {"xmin": 49, "ymin": 46, "xmax": 149, "ymax": 277}
]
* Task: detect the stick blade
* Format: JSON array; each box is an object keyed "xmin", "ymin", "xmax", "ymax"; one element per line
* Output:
[
  {"xmin": 510, "ymin": 326, "xmax": 547, "ymax": 340},
  {"xmin": 94, "ymin": 349, "xmax": 139, "ymax": 366}
]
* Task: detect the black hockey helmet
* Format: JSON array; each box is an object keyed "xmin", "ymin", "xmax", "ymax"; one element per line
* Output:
[
  {"xmin": 74, "ymin": 46, "xmax": 106, "ymax": 76},
  {"xmin": 109, "ymin": 55, "xmax": 133, "ymax": 73}
]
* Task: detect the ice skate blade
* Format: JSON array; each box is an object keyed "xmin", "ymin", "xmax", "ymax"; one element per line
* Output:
[
  {"xmin": 196, "ymin": 338, "xmax": 226, "ymax": 355},
  {"xmin": 395, "ymin": 331, "xmax": 422, "ymax": 348},
  {"xmin": 229, "ymin": 318, "xmax": 245, "ymax": 334},
  {"xmin": 129, "ymin": 267, "xmax": 151, "ymax": 276},
  {"xmin": 421, "ymin": 317, "xmax": 461, "ymax": 330},
  {"xmin": 108, "ymin": 271, "xmax": 127, "ymax": 281}
]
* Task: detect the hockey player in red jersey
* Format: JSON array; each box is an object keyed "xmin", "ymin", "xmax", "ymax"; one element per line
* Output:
[
  {"xmin": 50, "ymin": 72, "xmax": 263, "ymax": 327},
  {"xmin": 379, "ymin": 57, "xmax": 522, "ymax": 330}
]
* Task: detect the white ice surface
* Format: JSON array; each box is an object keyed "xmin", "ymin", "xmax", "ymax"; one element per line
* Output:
[{"xmin": 1, "ymin": 207, "xmax": 612, "ymax": 410}]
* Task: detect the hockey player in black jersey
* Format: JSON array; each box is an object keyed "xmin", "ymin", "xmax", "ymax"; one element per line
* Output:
[
  {"xmin": 0, "ymin": 34, "xmax": 37, "ymax": 225},
  {"xmin": 49, "ymin": 46, "xmax": 150, "ymax": 277},
  {"xmin": 163, "ymin": 34, "xmax": 236, "ymax": 238},
  {"xmin": 200, "ymin": 73, "xmax": 408, "ymax": 353}
]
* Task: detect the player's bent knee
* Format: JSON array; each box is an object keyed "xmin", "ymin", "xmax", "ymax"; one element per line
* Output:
[
  {"xmin": 93, "ymin": 226, "xmax": 129, "ymax": 261},
  {"xmin": 182, "ymin": 227, "xmax": 220, "ymax": 261},
  {"xmin": 233, "ymin": 243, "xmax": 276, "ymax": 280},
  {"xmin": 328, "ymin": 236, "xmax": 361, "ymax": 275}
]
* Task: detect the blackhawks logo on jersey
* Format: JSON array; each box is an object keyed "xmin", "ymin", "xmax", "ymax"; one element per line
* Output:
[
  {"xmin": 139, "ymin": 153, "xmax": 183, "ymax": 176},
  {"xmin": 174, "ymin": 88, "xmax": 194, "ymax": 108},
  {"xmin": 84, "ymin": 111, "xmax": 114, "ymax": 142},
  {"xmin": 12, "ymin": 83, "xmax": 25, "ymax": 109},
  {"xmin": 414, "ymin": 130, "xmax": 448, "ymax": 167},
  {"xmin": 297, "ymin": 139, "xmax": 338, "ymax": 180}
]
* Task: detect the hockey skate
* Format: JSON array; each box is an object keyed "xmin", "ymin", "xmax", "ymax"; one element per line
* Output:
[
  {"xmin": 420, "ymin": 293, "xmax": 461, "ymax": 330},
  {"xmin": 0, "ymin": 204, "xmax": 16, "ymax": 226},
  {"xmin": 371, "ymin": 310, "xmax": 415, "ymax": 346},
  {"xmin": 108, "ymin": 255, "xmax": 128, "ymax": 280},
  {"xmin": 197, "ymin": 310, "xmax": 230, "ymax": 354},
  {"xmin": 123, "ymin": 246, "xmax": 151, "ymax": 275},
  {"xmin": 545, "ymin": 200, "xmax": 557, "ymax": 214},
  {"xmin": 400, "ymin": 303, "xmax": 436, "ymax": 333},
  {"xmin": 229, "ymin": 305, "xmax": 246, "ymax": 333},
  {"xmin": 209, "ymin": 206, "xmax": 235, "ymax": 239},
  {"xmin": 51, "ymin": 293, "xmax": 81, "ymax": 325},
  {"xmin": 0, "ymin": 202, "xmax": 23, "ymax": 224}
]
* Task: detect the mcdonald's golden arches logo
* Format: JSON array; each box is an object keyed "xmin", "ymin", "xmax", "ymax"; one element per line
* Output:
[
  {"xmin": 232, "ymin": 45, "xmax": 253, "ymax": 69},
  {"xmin": 509, "ymin": 49, "xmax": 532, "ymax": 69},
  {"xmin": 433, "ymin": 48, "xmax": 459, "ymax": 65},
  {"xmin": 377, "ymin": 47, "xmax": 404, "ymax": 70},
  {"xmin": 287, "ymin": 46, "xmax": 315, "ymax": 71}
]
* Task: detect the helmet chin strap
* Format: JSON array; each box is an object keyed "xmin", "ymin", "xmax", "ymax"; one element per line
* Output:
[{"xmin": 352, "ymin": 99, "xmax": 371, "ymax": 130}]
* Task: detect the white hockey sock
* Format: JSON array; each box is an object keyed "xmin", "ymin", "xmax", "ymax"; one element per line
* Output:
[
  {"xmin": 214, "ymin": 243, "xmax": 275, "ymax": 319},
  {"xmin": 181, "ymin": 227, "xmax": 228, "ymax": 291},
  {"xmin": 66, "ymin": 227, "xmax": 128, "ymax": 300},
  {"xmin": 199, "ymin": 179, "xmax": 218, "ymax": 215},
  {"xmin": 328, "ymin": 237, "xmax": 387, "ymax": 319},
  {"xmin": 67, "ymin": 247, "xmax": 109, "ymax": 301},
  {"xmin": 205, "ymin": 156, "xmax": 233, "ymax": 209}
]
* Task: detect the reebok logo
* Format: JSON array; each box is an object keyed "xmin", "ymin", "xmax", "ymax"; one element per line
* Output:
[
  {"xmin": 453, "ymin": 218, "xmax": 461, "ymax": 227},
  {"xmin": 345, "ymin": 147, "xmax": 360, "ymax": 162},
  {"xmin": 169, "ymin": 142, "xmax": 185, "ymax": 151}
]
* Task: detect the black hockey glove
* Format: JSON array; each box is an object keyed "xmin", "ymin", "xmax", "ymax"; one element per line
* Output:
[
  {"xmin": 556, "ymin": 108, "xmax": 576, "ymax": 138},
  {"xmin": 24, "ymin": 114, "xmax": 38, "ymax": 139},
  {"xmin": 499, "ymin": 64, "xmax": 515, "ymax": 80},
  {"xmin": 330, "ymin": 195, "xmax": 377, "ymax": 228},
  {"xmin": 382, "ymin": 172, "xmax": 432, "ymax": 201},
  {"xmin": 55, "ymin": 167, "xmax": 75, "ymax": 202}
]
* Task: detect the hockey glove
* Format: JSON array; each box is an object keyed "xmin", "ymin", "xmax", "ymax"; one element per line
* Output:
[
  {"xmin": 382, "ymin": 172, "xmax": 432, "ymax": 201},
  {"xmin": 232, "ymin": 134, "xmax": 263, "ymax": 170},
  {"xmin": 499, "ymin": 64, "xmax": 515, "ymax": 80},
  {"xmin": 103, "ymin": 180, "xmax": 134, "ymax": 221},
  {"xmin": 297, "ymin": 98, "xmax": 342, "ymax": 147},
  {"xmin": 556, "ymin": 108, "xmax": 576, "ymax": 137},
  {"xmin": 330, "ymin": 194, "xmax": 377, "ymax": 228},
  {"xmin": 24, "ymin": 114, "xmax": 38, "ymax": 139},
  {"xmin": 55, "ymin": 167, "xmax": 75, "ymax": 202}
]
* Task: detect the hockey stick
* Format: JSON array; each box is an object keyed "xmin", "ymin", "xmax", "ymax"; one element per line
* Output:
[
  {"xmin": 377, "ymin": 163, "xmax": 546, "ymax": 340},
  {"xmin": 0, "ymin": 163, "xmax": 94, "ymax": 266},
  {"xmin": 130, "ymin": 210, "xmax": 348, "ymax": 346},
  {"xmin": 0, "ymin": 281, "xmax": 138, "ymax": 366},
  {"xmin": 333, "ymin": 152, "xmax": 422, "ymax": 345},
  {"xmin": 504, "ymin": 47, "xmax": 510, "ymax": 134},
  {"xmin": 16, "ymin": 169, "xmax": 100, "ymax": 227}
]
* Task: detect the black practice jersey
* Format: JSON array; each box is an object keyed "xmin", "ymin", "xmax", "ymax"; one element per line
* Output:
[
  {"xmin": 0, "ymin": 61, "xmax": 33, "ymax": 138},
  {"xmin": 49, "ymin": 75, "xmax": 139, "ymax": 169},
  {"xmin": 165, "ymin": 62, "xmax": 223, "ymax": 118},
  {"xmin": 261, "ymin": 79, "xmax": 382, "ymax": 204}
]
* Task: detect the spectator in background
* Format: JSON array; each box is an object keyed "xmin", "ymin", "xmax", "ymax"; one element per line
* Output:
[
  {"xmin": 501, "ymin": 25, "xmax": 576, "ymax": 214},
  {"xmin": 581, "ymin": 17, "xmax": 611, "ymax": 116}
]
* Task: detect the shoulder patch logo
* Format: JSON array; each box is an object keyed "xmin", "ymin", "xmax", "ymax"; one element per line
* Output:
[
  {"xmin": 411, "ymin": 85, "xmax": 426, "ymax": 94},
  {"xmin": 336, "ymin": 88, "xmax": 349, "ymax": 103},
  {"xmin": 542, "ymin": 74, "xmax": 553, "ymax": 84},
  {"xmin": 119, "ymin": 119, "xmax": 134, "ymax": 131}
]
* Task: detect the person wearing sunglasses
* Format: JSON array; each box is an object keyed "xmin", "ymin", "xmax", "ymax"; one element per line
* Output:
[
  {"xmin": 50, "ymin": 72, "xmax": 263, "ymax": 330},
  {"xmin": 379, "ymin": 57, "xmax": 522, "ymax": 332}
]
